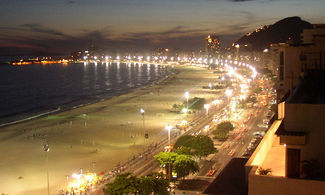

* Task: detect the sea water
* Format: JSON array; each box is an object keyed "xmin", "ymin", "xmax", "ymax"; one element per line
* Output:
[{"xmin": 0, "ymin": 62, "xmax": 171, "ymax": 126}]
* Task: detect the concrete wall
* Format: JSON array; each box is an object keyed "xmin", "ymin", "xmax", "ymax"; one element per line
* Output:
[
  {"xmin": 284, "ymin": 103, "xmax": 325, "ymax": 171},
  {"xmin": 249, "ymin": 171, "xmax": 325, "ymax": 195}
]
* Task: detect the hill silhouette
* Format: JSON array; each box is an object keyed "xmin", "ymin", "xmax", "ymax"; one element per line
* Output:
[{"xmin": 235, "ymin": 16, "xmax": 313, "ymax": 51}]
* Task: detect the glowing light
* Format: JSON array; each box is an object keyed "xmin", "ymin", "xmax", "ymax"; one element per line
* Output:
[
  {"xmin": 204, "ymin": 104, "xmax": 210, "ymax": 115},
  {"xmin": 140, "ymin": 108, "xmax": 145, "ymax": 114},
  {"xmin": 184, "ymin": 92, "xmax": 189, "ymax": 99},
  {"xmin": 212, "ymin": 99, "xmax": 221, "ymax": 105},
  {"xmin": 165, "ymin": 125, "xmax": 172, "ymax": 131},
  {"xmin": 225, "ymin": 89, "xmax": 232, "ymax": 97},
  {"xmin": 181, "ymin": 120, "xmax": 187, "ymax": 125},
  {"xmin": 182, "ymin": 108, "xmax": 188, "ymax": 113}
]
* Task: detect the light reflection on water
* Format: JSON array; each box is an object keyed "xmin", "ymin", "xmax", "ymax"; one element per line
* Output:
[{"xmin": 0, "ymin": 62, "xmax": 170, "ymax": 125}]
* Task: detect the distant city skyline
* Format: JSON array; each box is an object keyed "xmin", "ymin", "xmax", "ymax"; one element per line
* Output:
[{"xmin": 1, "ymin": 0, "xmax": 325, "ymax": 55}]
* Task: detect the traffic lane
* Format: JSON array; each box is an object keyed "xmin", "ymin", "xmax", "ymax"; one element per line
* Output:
[
  {"xmin": 235, "ymin": 106, "xmax": 269, "ymax": 157},
  {"xmin": 198, "ymin": 106, "xmax": 269, "ymax": 177}
]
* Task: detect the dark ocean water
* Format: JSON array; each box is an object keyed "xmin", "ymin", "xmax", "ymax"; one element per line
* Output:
[{"xmin": 0, "ymin": 62, "xmax": 171, "ymax": 126}]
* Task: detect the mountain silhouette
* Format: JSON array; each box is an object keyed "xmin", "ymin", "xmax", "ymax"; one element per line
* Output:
[{"xmin": 235, "ymin": 16, "xmax": 313, "ymax": 51}]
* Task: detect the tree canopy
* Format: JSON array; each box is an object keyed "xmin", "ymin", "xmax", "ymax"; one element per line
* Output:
[
  {"xmin": 174, "ymin": 135, "xmax": 193, "ymax": 149},
  {"xmin": 212, "ymin": 121, "xmax": 234, "ymax": 139},
  {"xmin": 174, "ymin": 135, "xmax": 216, "ymax": 158},
  {"xmin": 173, "ymin": 155, "xmax": 199, "ymax": 179},
  {"xmin": 191, "ymin": 135, "xmax": 217, "ymax": 158},
  {"xmin": 154, "ymin": 152, "xmax": 178, "ymax": 165},
  {"xmin": 104, "ymin": 173, "xmax": 138, "ymax": 194},
  {"xmin": 184, "ymin": 97, "xmax": 206, "ymax": 110},
  {"xmin": 174, "ymin": 146, "xmax": 193, "ymax": 155},
  {"xmin": 216, "ymin": 121, "xmax": 234, "ymax": 133},
  {"xmin": 104, "ymin": 172, "xmax": 169, "ymax": 195}
]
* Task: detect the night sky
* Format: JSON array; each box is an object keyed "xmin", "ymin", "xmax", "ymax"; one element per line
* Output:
[{"xmin": 1, "ymin": 0, "xmax": 324, "ymax": 55}]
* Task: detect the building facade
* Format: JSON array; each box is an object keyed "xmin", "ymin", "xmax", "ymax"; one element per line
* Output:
[{"xmin": 245, "ymin": 24, "xmax": 325, "ymax": 195}]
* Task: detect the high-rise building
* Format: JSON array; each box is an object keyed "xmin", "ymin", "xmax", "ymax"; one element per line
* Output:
[{"xmin": 205, "ymin": 34, "xmax": 220, "ymax": 57}]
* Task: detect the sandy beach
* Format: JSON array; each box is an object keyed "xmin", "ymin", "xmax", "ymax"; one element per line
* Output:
[{"xmin": 0, "ymin": 65, "xmax": 222, "ymax": 195}]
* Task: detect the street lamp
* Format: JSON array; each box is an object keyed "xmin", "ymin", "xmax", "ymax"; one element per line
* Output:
[
  {"xmin": 165, "ymin": 125, "xmax": 173, "ymax": 181},
  {"xmin": 235, "ymin": 44, "xmax": 240, "ymax": 61},
  {"xmin": 225, "ymin": 89, "xmax": 232, "ymax": 99},
  {"xmin": 140, "ymin": 108, "xmax": 149, "ymax": 141},
  {"xmin": 165, "ymin": 125, "xmax": 173, "ymax": 147},
  {"xmin": 204, "ymin": 104, "xmax": 210, "ymax": 116},
  {"xmin": 185, "ymin": 92, "xmax": 189, "ymax": 109},
  {"xmin": 204, "ymin": 125, "xmax": 210, "ymax": 135},
  {"xmin": 43, "ymin": 142, "xmax": 50, "ymax": 195},
  {"xmin": 140, "ymin": 108, "xmax": 145, "ymax": 125}
]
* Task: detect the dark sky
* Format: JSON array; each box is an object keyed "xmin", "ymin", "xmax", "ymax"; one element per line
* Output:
[{"xmin": 0, "ymin": 0, "xmax": 324, "ymax": 55}]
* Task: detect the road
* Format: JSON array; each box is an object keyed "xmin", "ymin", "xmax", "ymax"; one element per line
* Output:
[
  {"xmin": 89, "ymin": 72, "xmax": 273, "ymax": 195},
  {"xmin": 195, "ymin": 105, "xmax": 269, "ymax": 181}
]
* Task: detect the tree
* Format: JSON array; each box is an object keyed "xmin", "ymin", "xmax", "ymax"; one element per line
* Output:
[
  {"xmin": 104, "ymin": 172, "xmax": 170, "ymax": 195},
  {"xmin": 138, "ymin": 175, "xmax": 169, "ymax": 195},
  {"xmin": 191, "ymin": 135, "xmax": 217, "ymax": 159},
  {"xmin": 246, "ymin": 96, "xmax": 257, "ymax": 103},
  {"xmin": 174, "ymin": 135, "xmax": 216, "ymax": 159},
  {"xmin": 216, "ymin": 121, "xmax": 234, "ymax": 133},
  {"xmin": 173, "ymin": 155, "xmax": 199, "ymax": 180},
  {"xmin": 253, "ymin": 86, "xmax": 262, "ymax": 94},
  {"xmin": 212, "ymin": 131, "xmax": 228, "ymax": 140},
  {"xmin": 185, "ymin": 97, "xmax": 206, "ymax": 110},
  {"xmin": 103, "ymin": 173, "xmax": 139, "ymax": 194},
  {"xmin": 174, "ymin": 146, "xmax": 193, "ymax": 155},
  {"xmin": 174, "ymin": 135, "xmax": 194, "ymax": 149},
  {"xmin": 154, "ymin": 152, "xmax": 178, "ymax": 179},
  {"xmin": 138, "ymin": 176, "xmax": 155, "ymax": 194}
]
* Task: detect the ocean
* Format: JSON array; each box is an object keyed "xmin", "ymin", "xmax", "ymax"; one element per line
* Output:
[{"xmin": 0, "ymin": 62, "xmax": 171, "ymax": 126}]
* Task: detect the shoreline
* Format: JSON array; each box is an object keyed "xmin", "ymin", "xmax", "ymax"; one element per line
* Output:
[
  {"xmin": 0, "ymin": 62, "xmax": 175, "ymax": 128},
  {"xmin": 0, "ymin": 65, "xmax": 217, "ymax": 195}
]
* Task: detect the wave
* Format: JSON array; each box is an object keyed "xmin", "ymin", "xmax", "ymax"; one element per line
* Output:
[{"xmin": 0, "ymin": 107, "xmax": 61, "ymax": 128}]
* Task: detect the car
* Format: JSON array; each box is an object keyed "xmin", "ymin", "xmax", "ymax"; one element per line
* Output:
[
  {"xmin": 223, "ymin": 143, "xmax": 230, "ymax": 149},
  {"xmin": 228, "ymin": 150, "xmax": 235, "ymax": 156},
  {"xmin": 235, "ymin": 135, "xmax": 242, "ymax": 140},
  {"xmin": 253, "ymin": 131, "xmax": 265, "ymax": 136},
  {"xmin": 242, "ymin": 151, "xmax": 251, "ymax": 157},
  {"xmin": 206, "ymin": 169, "xmax": 217, "ymax": 176}
]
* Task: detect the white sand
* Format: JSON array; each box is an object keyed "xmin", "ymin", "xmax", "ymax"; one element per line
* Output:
[{"xmin": 0, "ymin": 65, "xmax": 221, "ymax": 195}]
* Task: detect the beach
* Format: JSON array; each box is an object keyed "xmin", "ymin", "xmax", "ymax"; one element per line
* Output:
[{"xmin": 0, "ymin": 65, "xmax": 221, "ymax": 195}]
